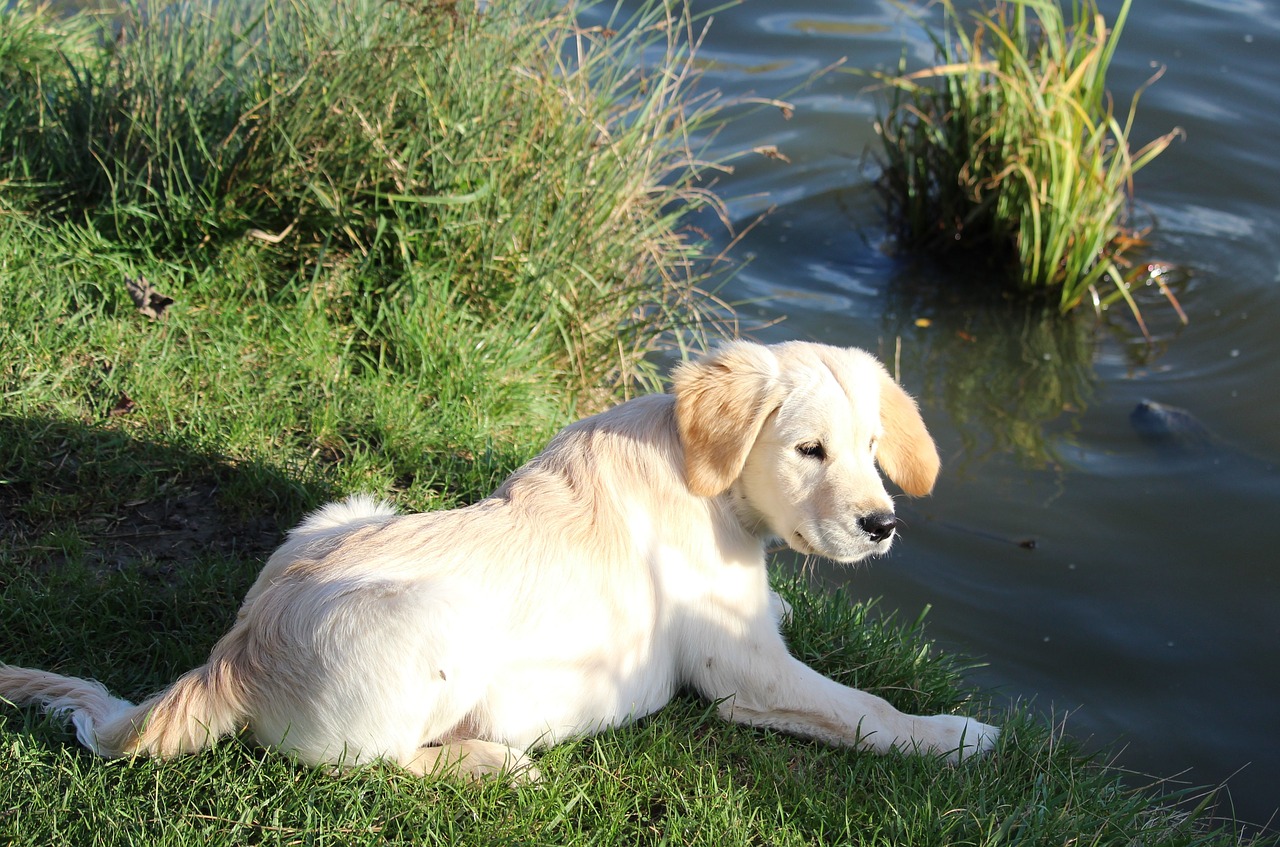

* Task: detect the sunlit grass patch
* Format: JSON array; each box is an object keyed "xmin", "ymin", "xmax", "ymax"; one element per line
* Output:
[
  {"xmin": 0, "ymin": 0, "xmax": 727, "ymax": 400},
  {"xmin": 0, "ymin": 1, "xmax": 102, "ymax": 94},
  {"xmin": 872, "ymin": 0, "xmax": 1183, "ymax": 331}
]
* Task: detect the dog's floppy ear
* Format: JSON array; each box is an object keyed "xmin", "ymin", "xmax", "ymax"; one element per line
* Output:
[
  {"xmin": 673, "ymin": 342, "xmax": 782, "ymax": 497},
  {"xmin": 875, "ymin": 369, "xmax": 940, "ymax": 496}
]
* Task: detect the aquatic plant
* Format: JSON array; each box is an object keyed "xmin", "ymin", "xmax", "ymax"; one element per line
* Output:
[{"xmin": 872, "ymin": 0, "xmax": 1183, "ymax": 331}]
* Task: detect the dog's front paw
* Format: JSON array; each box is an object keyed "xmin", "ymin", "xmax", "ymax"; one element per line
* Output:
[{"xmin": 916, "ymin": 714, "xmax": 999, "ymax": 763}]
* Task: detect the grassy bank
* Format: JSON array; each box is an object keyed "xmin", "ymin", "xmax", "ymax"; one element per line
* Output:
[
  {"xmin": 0, "ymin": 0, "xmax": 1265, "ymax": 844},
  {"xmin": 1, "ymin": 0, "xmax": 723, "ymax": 406}
]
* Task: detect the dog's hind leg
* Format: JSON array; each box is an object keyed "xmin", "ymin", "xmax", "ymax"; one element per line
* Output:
[{"xmin": 400, "ymin": 740, "xmax": 540, "ymax": 784}]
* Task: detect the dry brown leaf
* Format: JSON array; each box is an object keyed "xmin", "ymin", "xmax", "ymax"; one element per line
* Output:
[
  {"xmin": 753, "ymin": 145, "xmax": 792, "ymax": 164},
  {"xmin": 108, "ymin": 392, "xmax": 137, "ymax": 417},
  {"xmin": 125, "ymin": 276, "xmax": 174, "ymax": 320}
]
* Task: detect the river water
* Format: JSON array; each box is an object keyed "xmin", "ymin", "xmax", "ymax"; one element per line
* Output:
[{"xmin": 604, "ymin": 0, "xmax": 1280, "ymax": 831}]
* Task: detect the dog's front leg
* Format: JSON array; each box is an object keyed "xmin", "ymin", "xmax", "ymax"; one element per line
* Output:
[{"xmin": 698, "ymin": 638, "xmax": 997, "ymax": 763}]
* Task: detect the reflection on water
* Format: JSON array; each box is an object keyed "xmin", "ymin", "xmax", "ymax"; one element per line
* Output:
[
  {"xmin": 879, "ymin": 268, "xmax": 1098, "ymax": 471},
  {"xmin": 778, "ymin": 18, "xmax": 889, "ymax": 37},
  {"xmin": 876, "ymin": 253, "xmax": 1206, "ymax": 472}
]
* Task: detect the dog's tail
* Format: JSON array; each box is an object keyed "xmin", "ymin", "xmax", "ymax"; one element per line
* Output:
[{"xmin": 0, "ymin": 628, "xmax": 252, "ymax": 758}]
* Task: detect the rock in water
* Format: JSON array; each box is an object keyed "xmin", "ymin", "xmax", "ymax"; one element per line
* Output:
[{"xmin": 1130, "ymin": 399, "xmax": 1213, "ymax": 452}]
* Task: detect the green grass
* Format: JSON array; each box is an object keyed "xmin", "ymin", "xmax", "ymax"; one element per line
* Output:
[
  {"xmin": 871, "ymin": 0, "xmax": 1184, "ymax": 332},
  {"xmin": 0, "ymin": 0, "xmax": 1269, "ymax": 844},
  {"xmin": 0, "ymin": 0, "xmax": 725, "ymax": 399},
  {"xmin": 0, "ymin": 545, "xmax": 1243, "ymax": 845}
]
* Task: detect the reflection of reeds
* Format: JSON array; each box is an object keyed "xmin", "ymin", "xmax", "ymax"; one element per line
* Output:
[
  {"xmin": 872, "ymin": 0, "xmax": 1183, "ymax": 330},
  {"xmin": 881, "ymin": 269, "xmax": 1097, "ymax": 470}
]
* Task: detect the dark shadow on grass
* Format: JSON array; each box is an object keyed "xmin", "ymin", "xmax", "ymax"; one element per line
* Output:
[
  {"xmin": 0, "ymin": 413, "xmax": 334, "ymax": 581},
  {"xmin": 0, "ymin": 413, "xmax": 340, "ymax": 698}
]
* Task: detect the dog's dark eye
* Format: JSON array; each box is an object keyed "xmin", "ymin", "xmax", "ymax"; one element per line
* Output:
[{"xmin": 796, "ymin": 442, "xmax": 826, "ymax": 461}]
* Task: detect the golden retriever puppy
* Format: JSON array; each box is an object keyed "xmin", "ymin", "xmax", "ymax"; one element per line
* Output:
[{"xmin": 0, "ymin": 341, "xmax": 997, "ymax": 781}]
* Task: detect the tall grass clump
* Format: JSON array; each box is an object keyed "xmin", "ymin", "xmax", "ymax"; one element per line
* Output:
[
  {"xmin": 0, "ymin": 0, "xmax": 725, "ymax": 400},
  {"xmin": 0, "ymin": 2, "xmax": 101, "ymax": 203},
  {"xmin": 873, "ymin": 0, "xmax": 1183, "ymax": 330}
]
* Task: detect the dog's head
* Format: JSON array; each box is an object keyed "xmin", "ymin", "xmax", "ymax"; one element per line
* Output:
[{"xmin": 672, "ymin": 341, "xmax": 939, "ymax": 563}]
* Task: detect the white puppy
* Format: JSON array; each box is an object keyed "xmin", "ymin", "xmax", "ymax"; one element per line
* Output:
[{"xmin": 0, "ymin": 341, "xmax": 997, "ymax": 781}]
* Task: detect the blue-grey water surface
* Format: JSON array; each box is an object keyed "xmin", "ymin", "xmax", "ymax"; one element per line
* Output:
[{"xmin": 593, "ymin": 0, "xmax": 1280, "ymax": 831}]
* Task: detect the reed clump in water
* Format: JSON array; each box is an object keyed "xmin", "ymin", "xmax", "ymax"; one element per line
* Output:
[{"xmin": 872, "ymin": 0, "xmax": 1183, "ymax": 332}]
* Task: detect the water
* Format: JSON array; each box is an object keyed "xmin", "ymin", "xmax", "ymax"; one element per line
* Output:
[{"xmin": 611, "ymin": 0, "xmax": 1280, "ymax": 831}]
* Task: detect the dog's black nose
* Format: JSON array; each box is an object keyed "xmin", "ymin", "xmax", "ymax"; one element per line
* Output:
[{"xmin": 859, "ymin": 513, "xmax": 898, "ymax": 543}]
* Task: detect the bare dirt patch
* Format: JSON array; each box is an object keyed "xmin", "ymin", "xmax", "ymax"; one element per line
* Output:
[
  {"xmin": 82, "ymin": 483, "xmax": 282, "ymax": 579},
  {"xmin": 1, "ymin": 418, "xmax": 295, "ymax": 584}
]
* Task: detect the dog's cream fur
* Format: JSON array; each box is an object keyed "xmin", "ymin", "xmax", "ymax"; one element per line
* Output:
[{"xmin": 0, "ymin": 341, "xmax": 997, "ymax": 781}]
